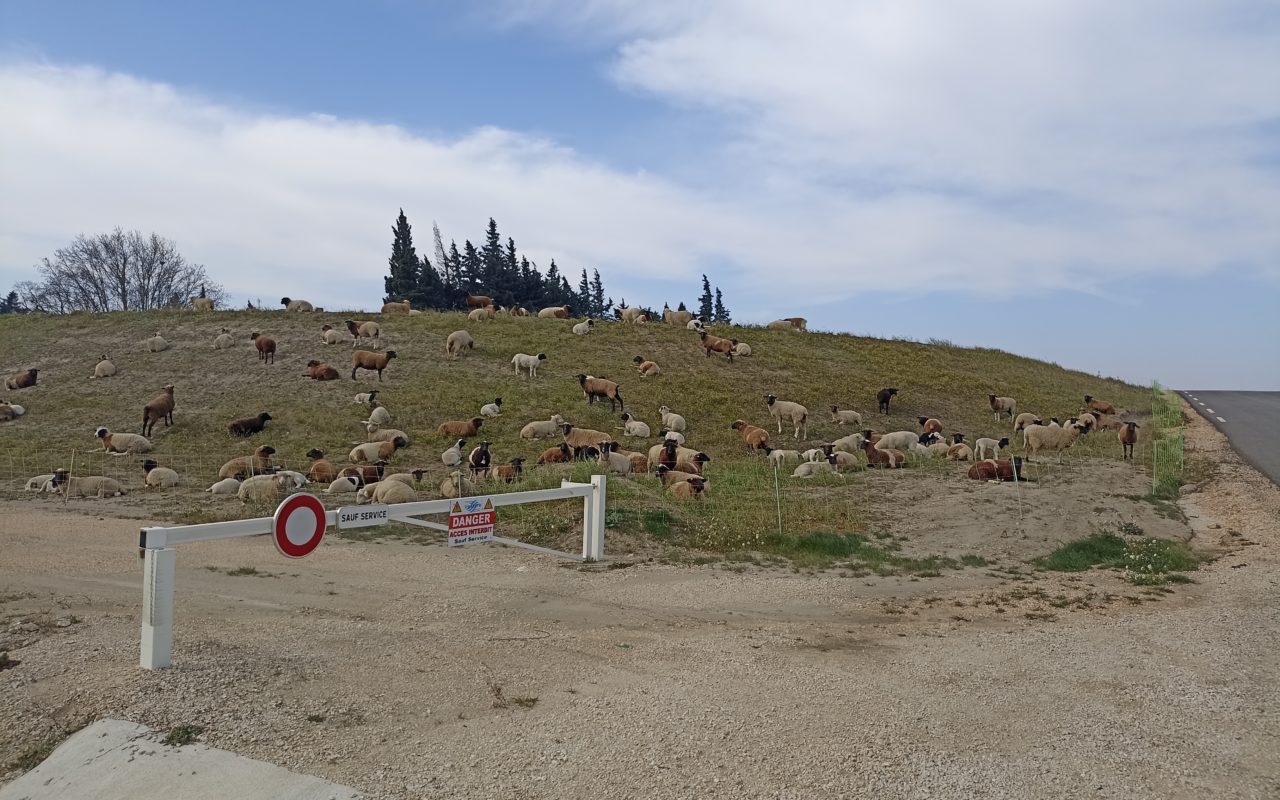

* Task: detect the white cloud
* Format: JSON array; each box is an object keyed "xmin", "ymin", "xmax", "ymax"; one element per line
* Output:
[{"xmin": 2, "ymin": 0, "xmax": 1279, "ymax": 318}]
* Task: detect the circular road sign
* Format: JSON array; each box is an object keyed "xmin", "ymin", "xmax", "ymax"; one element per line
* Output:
[{"xmin": 273, "ymin": 493, "xmax": 327, "ymax": 558}]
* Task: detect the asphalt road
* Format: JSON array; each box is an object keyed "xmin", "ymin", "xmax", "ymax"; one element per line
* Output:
[{"xmin": 1181, "ymin": 390, "xmax": 1280, "ymax": 485}]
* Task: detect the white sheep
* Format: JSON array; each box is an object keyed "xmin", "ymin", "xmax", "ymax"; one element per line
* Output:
[
  {"xmin": 618, "ymin": 413, "xmax": 651, "ymax": 437},
  {"xmin": 467, "ymin": 306, "xmax": 496, "ymax": 322},
  {"xmin": 144, "ymin": 332, "xmax": 169, "ymax": 352},
  {"xmin": 445, "ymin": 330, "xmax": 475, "ymax": 360},
  {"xmin": 51, "ymin": 471, "xmax": 126, "ymax": 497},
  {"xmin": 658, "ymin": 405, "xmax": 687, "ymax": 433},
  {"xmin": 1024, "ymin": 422, "xmax": 1084, "ymax": 462},
  {"xmin": 686, "ymin": 318, "xmax": 706, "ymax": 331},
  {"xmin": 95, "ymin": 427, "xmax": 152, "ymax": 455},
  {"xmin": 830, "ymin": 432, "xmax": 865, "ymax": 454},
  {"xmin": 1, "ymin": 401, "xmax": 27, "ymax": 421},
  {"xmin": 730, "ymin": 341, "xmax": 752, "ymax": 358},
  {"xmin": 359, "ymin": 479, "xmax": 416, "ymax": 504},
  {"xmin": 519, "ymin": 414, "xmax": 565, "ymax": 439},
  {"xmin": 321, "ymin": 324, "xmax": 343, "ymax": 345},
  {"xmin": 323, "ymin": 476, "xmax": 361, "ymax": 494},
  {"xmin": 765, "ymin": 448, "xmax": 802, "ymax": 466},
  {"xmin": 440, "ymin": 471, "xmax": 476, "ymax": 498},
  {"xmin": 512, "ymin": 353, "xmax": 547, "ymax": 377},
  {"xmin": 480, "ymin": 398, "xmax": 503, "ymax": 417},
  {"xmin": 368, "ymin": 403, "xmax": 392, "ymax": 425},
  {"xmin": 874, "ymin": 431, "xmax": 921, "ymax": 453},
  {"xmin": 91, "ymin": 356, "xmax": 117, "ymax": 379},
  {"xmin": 365, "ymin": 421, "xmax": 411, "ymax": 446},
  {"xmin": 213, "ymin": 328, "xmax": 235, "ymax": 350},
  {"xmin": 829, "ymin": 407, "xmax": 862, "ymax": 426},
  {"xmin": 656, "ymin": 429, "xmax": 685, "ymax": 445},
  {"xmin": 598, "ymin": 445, "xmax": 633, "ymax": 476},
  {"xmin": 974, "ymin": 437, "xmax": 1010, "ymax": 461},
  {"xmin": 354, "ymin": 390, "xmax": 378, "ymax": 405},
  {"xmin": 237, "ymin": 473, "xmax": 294, "ymax": 503},
  {"xmin": 24, "ymin": 473, "xmax": 55, "ymax": 491},
  {"xmin": 801, "ymin": 448, "xmax": 826, "ymax": 462},
  {"xmin": 142, "ymin": 460, "xmax": 181, "ymax": 488},
  {"xmin": 206, "ymin": 477, "xmax": 242, "ymax": 495},
  {"xmin": 792, "ymin": 460, "xmax": 842, "ymax": 478},
  {"xmin": 572, "ymin": 319, "xmax": 595, "ymax": 335},
  {"xmin": 441, "ymin": 438, "xmax": 465, "ymax": 466},
  {"xmin": 765, "ymin": 395, "xmax": 808, "ymax": 439},
  {"xmin": 1013, "ymin": 412, "xmax": 1042, "ymax": 432}
]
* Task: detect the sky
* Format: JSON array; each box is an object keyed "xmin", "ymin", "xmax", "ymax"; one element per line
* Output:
[{"xmin": 1, "ymin": 0, "xmax": 1277, "ymax": 389}]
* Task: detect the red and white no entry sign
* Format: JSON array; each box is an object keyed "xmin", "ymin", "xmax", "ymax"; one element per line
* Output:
[{"xmin": 272, "ymin": 493, "xmax": 327, "ymax": 558}]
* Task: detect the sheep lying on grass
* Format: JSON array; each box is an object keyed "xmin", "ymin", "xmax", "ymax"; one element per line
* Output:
[
  {"xmin": 142, "ymin": 460, "xmax": 181, "ymax": 488},
  {"xmin": 95, "ymin": 427, "xmax": 152, "ymax": 455},
  {"xmin": 520, "ymin": 414, "xmax": 564, "ymax": 439},
  {"xmin": 91, "ymin": 356, "xmax": 117, "ymax": 379},
  {"xmin": 50, "ymin": 469, "xmax": 126, "ymax": 497}
]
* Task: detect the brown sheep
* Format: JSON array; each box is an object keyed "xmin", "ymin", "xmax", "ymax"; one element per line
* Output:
[
  {"xmin": 141, "ymin": 384, "xmax": 176, "ymax": 436},
  {"xmin": 877, "ymin": 387, "xmax": 898, "ymax": 414},
  {"xmin": 968, "ymin": 457, "xmax": 1024, "ymax": 482},
  {"xmin": 5, "ymin": 368, "xmax": 38, "ymax": 390},
  {"xmin": 381, "ymin": 300, "xmax": 411, "ymax": 314},
  {"xmin": 508, "ymin": 305, "xmax": 528, "ymax": 317},
  {"xmin": 346, "ymin": 319, "xmax": 381, "ymax": 348},
  {"xmin": 251, "ymin": 332, "xmax": 276, "ymax": 364},
  {"xmin": 350, "ymin": 437, "xmax": 408, "ymax": 462},
  {"xmin": 655, "ymin": 465, "xmax": 702, "ymax": 487},
  {"xmin": 669, "ymin": 477, "xmax": 707, "ymax": 498},
  {"xmin": 698, "ymin": 331, "xmax": 735, "ymax": 361},
  {"xmin": 228, "ymin": 412, "xmax": 272, "ymax": 437},
  {"xmin": 305, "ymin": 448, "xmax": 337, "ymax": 483},
  {"xmin": 445, "ymin": 330, "xmax": 475, "ymax": 360},
  {"xmin": 861, "ymin": 438, "xmax": 905, "ymax": 468},
  {"xmin": 218, "ymin": 445, "xmax": 276, "ymax": 479},
  {"xmin": 352, "ymin": 350, "xmax": 397, "ymax": 381},
  {"xmin": 675, "ymin": 451, "xmax": 711, "ymax": 475},
  {"xmin": 731, "ymin": 419, "xmax": 770, "ymax": 452},
  {"xmin": 491, "ymin": 458, "xmax": 525, "ymax": 483},
  {"xmin": 1119, "ymin": 421, "xmax": 1140, "ymax": 459},
  {"xmin": 561, "ymin": 423, "xmax": 612, "ymax": 452},
  {"xmin": 1084, "ymin": 395, "xmax": 1117, "ymax": 416},
  {"xmin": 633, "ymin": 356, "xmax": 661, "ymax": 377},
  {"xmin": 465, "ymin": 294, "xmax": 494, "ymax": 309},
  {"xmin": 537, "ymin": 443, "xmax": 572, "ymax": 464},
  {"xmin": 341, "ymin": 461, "xmax": 387, "ymax": 483},
  {"xmin": 576, "ymin": 374, "xmax": 624, "ymax": 412},
  {"xmin": 1094, "ymin": 413, "xmax": 1125, "ymax": 431},
  {"xmin": 304, "ymin": 360, "xmax": 340, "ymax": 380},
  {"xmin": 917, "ymin": 416, "xmax": 943, "ymax": 435},
  {"xmin": 437, "ymin": 417, "xmax": 484, "ymax": 437},
  {"xmin": 537, "ymin": 305, "xmax": 571, "ymax": 319},
  {"xmin": 662, "ymin": 307, "xmax": 693, "ymax": 326}
]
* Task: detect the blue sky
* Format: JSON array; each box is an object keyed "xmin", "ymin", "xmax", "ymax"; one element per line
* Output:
[{"xmin": 1, "ymin": 0, "xmax": 1278, "ymax": 389}]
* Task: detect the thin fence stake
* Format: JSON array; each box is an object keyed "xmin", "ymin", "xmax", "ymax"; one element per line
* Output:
[{"xmin": 772, "ymin": 461, "xmax": 783, "ymax": 538}]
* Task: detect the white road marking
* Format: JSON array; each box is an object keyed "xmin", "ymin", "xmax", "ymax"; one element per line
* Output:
[
  {"xmin": 1206, "ymin": 409, "xmax": 1214, "ymax": 414},
  {"xmin": 1198, "ymin": 401, "xmax": 1205, "ymax": 405},
  {"xmin": 1217, "ymin": 416, "xmax": 1226, "ymax": 423}
]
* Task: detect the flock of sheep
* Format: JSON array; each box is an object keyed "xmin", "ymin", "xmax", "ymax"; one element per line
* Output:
[{"xmin": 4, "ymin": 294, "xmax": 1141, "ymax": 508}]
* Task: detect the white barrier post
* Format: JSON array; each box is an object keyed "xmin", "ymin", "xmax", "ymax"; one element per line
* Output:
[
  {"xmin": 140, "ymin": 546, "xmax": 176, "ymax": 670},
  {"xmin": 582, "ymin": 474, "xmax": 606, "ymax": 561}
]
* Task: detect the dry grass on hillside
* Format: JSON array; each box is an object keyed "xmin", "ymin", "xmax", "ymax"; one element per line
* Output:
[{"xmin": 0, "ymin": 308, "xmax": 1154, "ymax": 559}]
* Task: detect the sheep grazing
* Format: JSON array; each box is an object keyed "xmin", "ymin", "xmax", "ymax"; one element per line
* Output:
[
  {"xmin": 988, "ymin": 395, "xmax": 1017, "ymax": 421},
  {"xmin": 511, "ymin": 352, "xmax": 547, "ymax": 377},
  {"xmin": 662, "ymin": 307, "xmax": 693, "ymax": 327},
  {"xmin": 537, "ymin": 443, "xmax": 573, "ymax": 464},
  {"xmin": 468, "ymin": 306, "xmax": 497, "ymax": 322},
  {"xmin": 137, "ymin": 384, "xmax": 176, "ymax": 437},
  {"xmin": 465, "ymin": 294, "xmax": 494, "ymax": 309},
  {"xmin": 669, "ymin": 477, "xmax": 708, "ymax": 499},
  {"xmin": 1013, "ymin": 413, "xmax": 1042, "ymax": 432},
  {"xmin": 658, "ymin": 406, "xmax": 687, "ymax": 433},
  {"xmin": 91, "ymin": 355, "xmax": 117, "ymax": 379},
  {"xmin": 281, "ymin": 297, "xmax": 314, "ymax": 312},
  {"xmin": 731, "ymin": 419, "xmax": 770, "ymax": 452},
  {"xmin": 382, "ymin": 300, "xmax": 412, "ymax": 314},
  {"xmin": 480, "ymin": 397, "xmax": 503, "ymax": 418},
  {"xmin": 445, "ymin": 330, "xmax": 475, "ymax": 360},
  {"xmin": 489, "ymin": 458, "xmax": 524, "ymax": 484},
  {"xmin": 830, "ymin": 407, "xmax": 862, "ymax": 426},
  {"xmin": 144, "ymin": 332, "xmax": 170, "ymax": 352},
  {"xmin": 764, "ymin": 395, "xmax": 808, "ymax": 440},
  {"xmin": 218, "ymin": 445, "xmax": 276, "ymax": 479},
  {"xmin": 974, "ymin": 437, "xmax": 1011, "ymax": 461},
  {"xmin": 321, "ymin": 324, "xmax": 343, "ymax": 345},
  {"xmin": 877, "ymin": 387, "xmax": 898, "ymax": 414},
  {"xmin": 917, "ymin": 417, "xmax": 943, "ymax": 435},
  {"xmin": 350, "ymin": 436, "xmax": 408, "ymax": 463},
  {"xmin": 5, "ymin": 368, "xmax": 37, "ymax": 390},
  {"xmin": 1075, "ymin": 412, "xmax": 1097, "ymax": 434},
  {"xmin": 191, "ymin": 294, "xmax": 214, "ymax": 312},
  {"xmin": 440, "ymin": 471, "xmax": 477, "ymax": 498},
  {"xmin": 576, "ymin": 374, "xmax": 624, "ymax": 412},
  {"xmin": 438, "ymin": 417, "xmax": 484, "ymax": 438},
  {"xmin": 618, "ymin": 413, "xmax": 651, "ymax": 437},
  {"xmin": 213, "ymin": 328, "xmax": 235, "ymax": 350},
  {"xmin": 861, "ymin": 438, "xmax": 905, "ymax": 469},
  {"xmin": 96, "ymin": 426, "xmax": 152, "ymax": 454},
  {"xmin": 598, "ymin": 443, "xmax": 633, "ymax": 476},
  {"xmin": 306, "ymin": 449, "xmax": 337, "ymax": 483},
  {"xmin": 467, "ymin": 441, "xmax": 492, "ymax": 477},
  {"xmin": 538, "ymin": 305, "xmax": 571, "ymax": 319},
  {"xmin": 251, "ymin": 332, "xmax": 276, "ymax": 364},
  {"xmin": 561, "ymin": 423, "xmax": 612, "ymax": 454},
  {"xmin": 352, "ymin": 350, "xmax": 397, "ymax": 382},
  {"xmin": 441, "ymin": 438, "xmax": 466, "ymax": 467},
  {"xmin": 1023, "ymin": 422, "xmax": 1084, "ymax": 463},
  {"xmin": 618, "ymin": 307, "xmax": 647, "ymax": 324},
  {"xmin": 968, "ymin": 457, "xmax": 1024, "ymax": 482},
  {"xmin": 142, "ymin": 459, "xmax": 181, "ymax": 488},
  {"xmin": 699, "ymin": 331, "xmax": 735, "ymax": 361},
  {"xmin": 1119, "ymin": 422, "xmax": 1140, "ymax": 460},
  {"xmin": 572, "ymin": 319, "xmax": 595, "ymax": 335},
  {"xmin": 1084, "ymin": 395, "xmax": 1118, "ymax": 416},
  {"xmin": 304, "ymin": 360, "xmax": 340, "ymax": 380},
  {"xmin": 228, "ymin": 412, "xmax": 273, "ymax": 437},
  {"xmin": 632, "ymin": 356, "xmax": 661, "ymax": 377},
  {"xmin": 346, "ymin": 320, "xmax": 381, "ymax": 349},
  {"xmin": 520, "ymin": 414, "xmax": 565, "ymax": 439},
  {"xmin": 49, "ymin": 469, "xmax": 126, "ymax": 498}
]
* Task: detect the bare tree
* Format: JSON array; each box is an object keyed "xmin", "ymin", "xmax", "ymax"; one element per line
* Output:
[{"xmin": 18, "ymin": 229, "xmax": 226, "ymax": 313}]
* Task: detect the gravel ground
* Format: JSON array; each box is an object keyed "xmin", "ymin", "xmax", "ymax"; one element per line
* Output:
[{"xmin": 1, "ymin": 401, "xmax": 1277, "ymax": 799}]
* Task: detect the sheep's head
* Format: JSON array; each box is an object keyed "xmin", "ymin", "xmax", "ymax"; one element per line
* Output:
[
  {"xmin": 764, "ymin": 394, "xmax": 777, "ymax": 405},
  {"xmin": 307, "ymin": 360, "xmax": 322, "ymax": 367},
  {"xmin": 385, "ymin": 350, "xmax": 398, "ymax": 359},
  {"xmin": 142, "ymin": 459, "xmax": 157, "ymax": 472},
  {"xmin": 560, "ymin": 423, "xmax": 574, "ymax": 434},
  {"xmin": 730, "ymin": 420, "xmax": 745, "ymax": 430},
  {"xmin": 470, "ymin": 418, "xmax": 484, "ymax": 427},
  {"xmin": 392, "ymin": 436, "xmax": 409, "ymax": 449},
  {"xmin": 306, "ymin": 448, "xmax": 325, "ymax": 459},
  {"xmin": 95, "ymin": 427, "xmax": 108, "ymax": 439},
  {"xmin": 259, "ymin": 412, "xmax": 273, "ymax": 422},
  {"xmin": 952, "ymin": 433, "xmax": 966, "ymax": 443},
  {"xmin": 536, "ymin": 353, "xmax": 547, "ymax": 360},
  {"xmin": 280, "ymin": 297, "xmax": 291, "ymax": 305},
  {"xmin": 257, "ymin": 446, "xmax": 277, "ymax": 456},
  {"xmin": 574, "ymin": 373, "xmax": 588, "ymax": 385},
  {"xmin": 999, "ymin": 437, "xmax": 1010, "ymax": 447}
]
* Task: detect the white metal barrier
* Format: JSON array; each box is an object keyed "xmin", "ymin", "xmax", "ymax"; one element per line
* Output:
[{"xmin": 137, "ymin": 476, "xmax": 606, "ymax": 670}]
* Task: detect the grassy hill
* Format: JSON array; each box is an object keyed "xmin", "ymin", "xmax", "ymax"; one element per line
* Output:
[{"xmin": 0, "ymin": 308, "xmax": 1154, "ymax": 557}]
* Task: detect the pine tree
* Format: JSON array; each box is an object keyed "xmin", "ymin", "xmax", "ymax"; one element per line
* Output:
[
  {"xmin": 384, "ymin": 209, "xmax": 420, "ymax": 302},
  {"xmin": 697, "ymin": 274, "xmax": 713, "ymax": 321},
  {"xmin": 481, "ymin": 218, "xmax": 504, "ymax": 289},
  {"xmin": 545, "ymin": 260, "xmax": 561, "ymax": 305},
  {"xmin": 0, "ymin": 290, "xmax": 19, "ymax": 314},
  {"xmin": 713, "ymin": 287, "xmax": 730, "ymax": 323},
  {"xmin": 677, "ymin": 301, "xmax": 687, "ymax": 311},
  {"xmin": 577, "ymin": 269, "xmax": 591, "ymax": 312},
  {"xmin": 590, "ymin": 269, "xmax": 608, "ymax": 318},
  {"xmin": 460, "ymin": 240, "xmax": 482, "ymax": 290}
]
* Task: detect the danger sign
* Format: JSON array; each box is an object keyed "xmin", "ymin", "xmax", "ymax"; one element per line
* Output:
[{"xmin": 448, "ymin": 497, "xmax": 495, "ymax": 546}]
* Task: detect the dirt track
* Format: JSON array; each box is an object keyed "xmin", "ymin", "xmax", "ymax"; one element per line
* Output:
[{"xmin": 2, "ymin": 405, "xmax": 1278, "ymax": 799}]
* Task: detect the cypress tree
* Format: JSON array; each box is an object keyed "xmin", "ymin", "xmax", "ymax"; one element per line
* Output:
[{"xmin": 697, "ymin": 274, "xmax": 713, "ymax": 320}]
